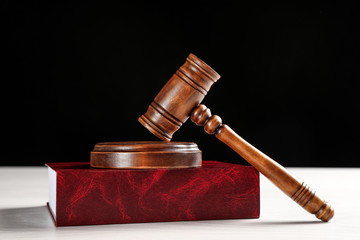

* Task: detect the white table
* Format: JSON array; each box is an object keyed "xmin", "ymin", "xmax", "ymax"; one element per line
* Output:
[{"xmin": 0, "ymin": 167, "xmax": 359, "ymax": 240}]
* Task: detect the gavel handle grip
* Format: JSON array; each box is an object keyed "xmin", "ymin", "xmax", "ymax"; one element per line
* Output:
[
  {"xmin": 191, "ymin": 105, "xmax": 334, "ymax": 222},
  {"xmin": 216, "ymin": 125, "xmax": 334, "ymax": 221}
]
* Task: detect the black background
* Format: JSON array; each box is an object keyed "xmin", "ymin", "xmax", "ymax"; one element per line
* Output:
[{"xmin": 4, "ymin": 1, "xmax": 359, "ymax": 167}]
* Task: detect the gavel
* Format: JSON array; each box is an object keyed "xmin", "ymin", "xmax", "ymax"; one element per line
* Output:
[{"xmin": 139, "ymin": 53, "xmax": 334, "ymax": 222}]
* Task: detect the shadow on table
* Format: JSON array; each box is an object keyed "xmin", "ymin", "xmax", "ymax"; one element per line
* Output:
[
  {"xmin": 252, "ymin": 220, "xmax": 323, "ymax": 225},
  {"xmin": 172, "ymin": 218, "xmax": 324, "ymax": 228},
  {"xmin": 0, "ymin": 206, "xmax": 53, "ymax": 231},
  {"xmin": 0, "ymin": 205, "xmax": 324, "ymax": 233}
]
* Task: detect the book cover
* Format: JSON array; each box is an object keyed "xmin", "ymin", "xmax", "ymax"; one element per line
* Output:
[{"xmin": 47, "ymin": 161, "xmax": 259, "ymax": 226}]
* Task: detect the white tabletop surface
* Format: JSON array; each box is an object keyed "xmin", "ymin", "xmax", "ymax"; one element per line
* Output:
[{"xmin": 0, "ymin": 166, "xmax": 359, "ymax": 240}]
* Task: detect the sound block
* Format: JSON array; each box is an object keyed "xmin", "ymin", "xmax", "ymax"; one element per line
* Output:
[{"xmin": 90, "ymin": 141, "xmax": 202, "ymax": 169}]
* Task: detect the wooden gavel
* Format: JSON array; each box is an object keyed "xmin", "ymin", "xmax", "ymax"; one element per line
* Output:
[{"xmin": 139, "ymin": 53, "xmax": 334, "ymax": 222}]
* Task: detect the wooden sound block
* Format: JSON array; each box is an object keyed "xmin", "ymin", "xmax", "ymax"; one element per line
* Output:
[{"xmin": 90, "ymin": 141, "xmax": 202, "ymax": 169}]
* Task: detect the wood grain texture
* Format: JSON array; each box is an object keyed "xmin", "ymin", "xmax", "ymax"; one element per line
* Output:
[
  {"xmin": 139, "ymin": 53, "xmax": 334, "ymax": 222},
  {"xmin": 90, "ymin": 141, "xmax": 202, "ymax": 169},
  {"xmin": 139, "ymin": 53, "xmax": 220, "ymax": 141},
  {"xmin": 191, "ymin": 104, "xmax": 334, "ymax": 222}
]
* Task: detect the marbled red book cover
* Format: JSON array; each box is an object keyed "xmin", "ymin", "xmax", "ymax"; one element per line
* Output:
[{"xmin": 46, "ymin": 161, "xmax": 259, "ymax": 226}]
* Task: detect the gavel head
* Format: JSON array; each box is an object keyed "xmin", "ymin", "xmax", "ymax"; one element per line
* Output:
[{"xmin": 139, "ymin": 53, "xmax": 220, "ymax": 141}]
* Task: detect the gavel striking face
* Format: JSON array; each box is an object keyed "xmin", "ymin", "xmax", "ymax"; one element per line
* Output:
[{"xmin": 139, "ymin": 53, "xmax": 334, "ymax": 222}]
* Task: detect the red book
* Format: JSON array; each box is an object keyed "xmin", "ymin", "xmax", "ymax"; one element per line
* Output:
[{"xmin": 46, "ymin": 161, "xmax": 260, "ymax": 226}]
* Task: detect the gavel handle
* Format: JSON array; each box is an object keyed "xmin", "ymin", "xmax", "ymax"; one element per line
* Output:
[{"xmin": 191, "ymin": 104, "xmax": 334, "ymax": 222}]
